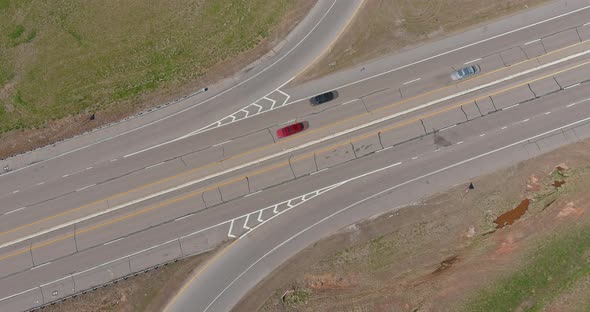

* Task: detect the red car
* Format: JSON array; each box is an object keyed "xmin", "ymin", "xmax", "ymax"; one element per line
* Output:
[{"xmin": 277, "ymin": 121, "xmax": 308, "ymax": 138}]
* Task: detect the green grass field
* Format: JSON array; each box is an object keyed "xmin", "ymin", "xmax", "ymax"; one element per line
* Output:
[
  {"xmin": 463, "ymin": 218, "xmax": 590, "ymax": 312},
  {"xmin": 0, "ymin": 0, "xmax": 295, "ymax": 132}
]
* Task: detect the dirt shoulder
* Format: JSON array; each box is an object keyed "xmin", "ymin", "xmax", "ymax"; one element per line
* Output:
[
  {"xmin": 237, "ymin": 138, "xmax": 590, "ymax": 312},
  {"xmin": 296, "ymin": 0, "xmax": 550, "ymax": 83},
  {"xmin": 0, "ymin": 0, "xmax": 316, "ymax": 160}
]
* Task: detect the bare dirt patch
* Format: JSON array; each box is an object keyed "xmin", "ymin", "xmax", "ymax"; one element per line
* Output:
[
  {"xmin": 42, "ymin": 247, "xmax": 220, "ymax": 312},
  {"xmin": 297, "ymin": 0, "xmax": 550, "ymax": 83},
  {"xmin": 236, "ymin": 139, "xmax": 590, "ymax": 312},
  {"xmin": 0, "ymin": 0, "xmax": 316, "ymax": 160}
]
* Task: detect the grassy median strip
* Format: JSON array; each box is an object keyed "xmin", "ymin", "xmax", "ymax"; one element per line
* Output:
[{"xmin": 0, "ymin": 0, "xmax": 298, "ymax": 132}]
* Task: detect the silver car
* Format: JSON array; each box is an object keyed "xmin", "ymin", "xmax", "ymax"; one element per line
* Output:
[{"xmin": 451, "ymin": 65, "xmax": 481, "ymax": 81}]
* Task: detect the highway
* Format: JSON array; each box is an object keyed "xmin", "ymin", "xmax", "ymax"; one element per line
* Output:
[{"xmin": 1, "ymin": 0, "xmax": 590, "ymax": 311}]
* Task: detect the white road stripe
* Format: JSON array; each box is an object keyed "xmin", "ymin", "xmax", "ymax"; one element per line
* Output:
[
  {"xmin": 146, "ymin": 162, "xmax": 165, "ymax": 170},
  {"xmin": 11, "ymin": 190, "xmax": 19, "ymax": 194},
  {"xmin": 245, "ymin": 190, "xmax": 262, "ymax": 198},
  {"xmin": 340, "ymin": 99, "xmax": 358, "ymax": 106},
  {"xmin": 206, "ymin": 114, "xmax": 590, "ymax": 312},
  {"xmin": 411, "ymin": 156, "xmax": 419, "ymax": 160},
  {"xmin": 4, "ymin": 207, "xmax": 25, "ymax": 215},
  {"xmin": 212, "ymin": 140, "xmax": 232, "ymax": 147},
  {"xmin": 565, "ymin": 83, "xmax": 581, "ymax": 89},
  {"xmin": 103, "ymin": 237, "xmax": 125, "ymax": 246},
  {"xmin": 502, "ymin": 103, "xmax": 519, "ymax": 110},
  {"xmin": 403, "ymin": 78, "xmax": 421, "ymax": 85},
  {"xmin": 480, "ymin": 133, "xmax": 486, "ymax": 137},
  {"xmin": 567, "ymin": 97, "xmax": 590, "ymax": 107},
  {"xmin": 0, "ymin": 0, "xmax": 342, "ymax": 176},
  {"xmin": 257, "ymin": 210, "xmax": 264, "ymax": 222},
  {"xmin": 545, "ymin": 111, "xmax": 552, "ymax": 115},
  {"xmin": 227, "ymin": 220, "xmax": 237, "ymax": 238},
  {"xmin": 440, "ymin": 124, "xmax": 457, "ymax": 132},
  {"xmin": 243, "ymin": 215, "xmax": 251, "ymax": 230},
  {"xmin": 2, "ymin": 48, "xmax": 589, "ymax": 253},
  {"xmin": 464, "ymin": 58, "xmax": 482, "ymax": 65},
  {"xmin": 36, "ymin": 181, "xmax": 45, "ymax": 186},
  {"xmin": 456, "ymin": 141, "xmax": 464, "ymax": 145},
  {"xmin": 174, "ymin": 214, "xmax": 193, "ymax": 222},
  {"xmin": 524, "ymin": 38, "xmax": 541, "ymax": 45},
  {"xmin": 278, "ymin": 120, "xmax": 296, "ymax": 126},
  {"xmin": 75, "ymin": 184, "xmax": 96, "ymax": 192},
  {"xmin": 376, "ymin": 146, "xmax": 393, "ymax": 153},
  {"xmin": 30, "ymin": 262, "xmax": 51, "ymax": 270},
  {"xmin": 310, "ymin": 168, "xmax": 328, "ymax": 175},
  {"xmin": 288, "ymin": 4, "xmax": 590, "ymax": 105},
  {"xmin": 501, "ymin": 126, "xmax": 508, "ymax": 130}
]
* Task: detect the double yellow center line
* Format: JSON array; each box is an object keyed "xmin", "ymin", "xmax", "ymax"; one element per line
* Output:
[{"xmin": 0, "ymin": 41, "xmax": 588, "ymax": 263}]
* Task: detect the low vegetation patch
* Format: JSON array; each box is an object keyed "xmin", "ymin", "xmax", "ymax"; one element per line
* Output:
[{"xmin": 0, "ymin": 0, "xmax": 299, "ymax": 133}]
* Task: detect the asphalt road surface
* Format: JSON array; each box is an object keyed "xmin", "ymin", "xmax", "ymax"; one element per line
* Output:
[{"xmin": 2, "ymin": 0, "xmax": 590, "ymax": 311}]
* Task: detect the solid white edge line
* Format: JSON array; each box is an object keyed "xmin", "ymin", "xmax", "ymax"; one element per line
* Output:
[
  {"xmin": 1, "ymin": 0, "xmax": 342, "ymax": 174},
  {"xmin": 287, "ymin": 4, "xmax": 590, "ymax": 104},
  {"xmin": 202, "ymin": 114, "xmax": 590, "ymax": 312},
  {"xmin": 524, "ymin": 38, "xmax": 541, "ymax": 45},
  {"xmin": 2, "ymin": 48, "xmax": 588, "ymax": 252}
]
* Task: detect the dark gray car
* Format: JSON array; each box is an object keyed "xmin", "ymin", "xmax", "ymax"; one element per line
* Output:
[{"xmin": 310, "ymin": 91, "xmax": 338, "ymax": 106}]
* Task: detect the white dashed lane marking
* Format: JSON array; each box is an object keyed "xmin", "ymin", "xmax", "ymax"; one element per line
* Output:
[{"xmin": 403, "ymin": 78, "xmax": 421, "ymax": 85}]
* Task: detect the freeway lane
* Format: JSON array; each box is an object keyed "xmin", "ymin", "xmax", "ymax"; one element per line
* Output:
[
  {"xmin": 2, "ymin": 0, "xmax": 590, "ymax": 209},
  {"xmin": 2, "ymin": 2, "xmax": 590, "ymax": 310},
  {"xmin": 2, "ymin": 23, "xmax": 590, "ymax": 246},
  {"xmin": 0, "ymin": 41, "xmax": 588, "ymax": 253},
  {"xmin": 0, "ymin": 3, "xmax": 588, "ymax": 255},
  {"xmin": 164, "ymin": 87, "xmax": 590, "ymax": 312},
  {"xmin": 0, "ymin": 0, "xmax": 361, "ymax": 188},
  {"xmin": 3, "ymin": 72, "xmax": 590, "ymax": 311}
]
